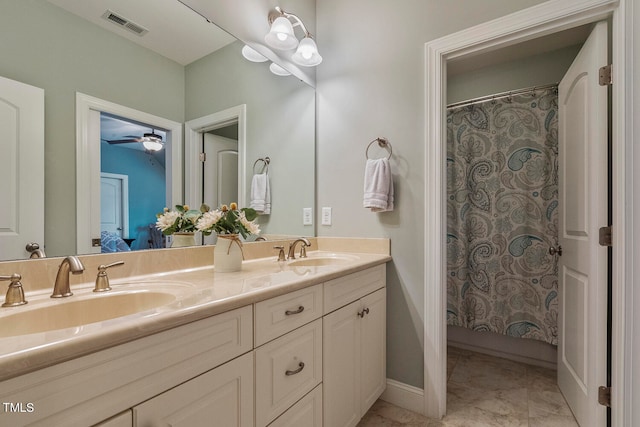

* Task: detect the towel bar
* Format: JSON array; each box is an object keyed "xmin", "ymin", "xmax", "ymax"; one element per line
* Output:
[
  {"xmin": 365, "ymin": 137, "xmax": 392, "ymax": 160},
  {"xmin": 253, "ymin": 157, "xmax": 270, "ymax": 174}
]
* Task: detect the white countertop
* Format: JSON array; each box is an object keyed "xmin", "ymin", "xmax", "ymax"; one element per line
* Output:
[{"xmin": 0, "ymin": 251, "xmax": 391, "ymax": 382}]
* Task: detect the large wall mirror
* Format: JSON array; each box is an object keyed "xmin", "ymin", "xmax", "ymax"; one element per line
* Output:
[{"xmin": 0, "ymin": 0, "xmax": 315, "ymax": 261}]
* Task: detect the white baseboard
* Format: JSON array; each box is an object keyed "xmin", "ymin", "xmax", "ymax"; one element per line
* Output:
[
  {"xmin": 447, "ymin": 326, "xmax": 557, "ymax": 369},
  {"xmin": 380, "ymin": 378, "xmax": 425, "ymax": 415}
]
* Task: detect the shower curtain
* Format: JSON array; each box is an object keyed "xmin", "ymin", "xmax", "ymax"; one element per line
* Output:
[{"xmin": 446, "ymin": 87, "xmax": 559, "ymax": 345}]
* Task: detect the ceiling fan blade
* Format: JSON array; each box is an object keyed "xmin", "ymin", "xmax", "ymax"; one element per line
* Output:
[{"xmin": 106, "ymin": 139, "xmax": 141, "ymax": 144}]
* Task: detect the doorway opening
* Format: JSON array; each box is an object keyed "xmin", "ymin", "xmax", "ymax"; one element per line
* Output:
[
  {"xmin": 423, "ymin": 1, "xmax": 625, "ymax": 425},
  {"xmin": 75, "ymin": 93, "xmax": 183, "ymax": 255},
  {"xmin": 184, "ymin": 104, "xmax": 247, "ymax": 246},
  {"xmin": 100, "ymin": 113, "xmax": 168, "ymax": 252}
]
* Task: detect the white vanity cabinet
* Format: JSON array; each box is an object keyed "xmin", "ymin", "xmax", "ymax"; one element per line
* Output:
[
  {"xmin": 0, "ymin": 262, "xmax": 388, "ymax": 427},
  {"xmin": 133, "ymin": 352, "xmax": 254, "ymax": 427},
  {"xmin": 0, "ymin": 305, "xmax": 253, "ymax": 427},
  {"xmin": 322, "ymin": 266, "xmax": 387, "ymax": 427},
  {"xmin": 93, "ymin": 411, "xmax": 132, "ymax": 427},
  {"xmin": 254, "ymin": 284, "xmax": 324, "ymax": 427}
]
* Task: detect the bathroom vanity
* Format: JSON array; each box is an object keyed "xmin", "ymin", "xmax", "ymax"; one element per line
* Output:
[{"xmin": 0, "ymin": 238, "xmax": 390, "ymax": 427}]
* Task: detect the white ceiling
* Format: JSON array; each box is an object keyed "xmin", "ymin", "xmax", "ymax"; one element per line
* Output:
[{"xmin": 47, "ymin": 0, "xmax": 236, "ymax": 65}]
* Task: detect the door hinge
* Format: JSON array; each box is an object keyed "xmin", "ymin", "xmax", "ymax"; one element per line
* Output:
[
  {"xmin": 598, "ymin": 386, "xmax": 611, "ymax": 407},
  {"xmin": 199, "ymin": 152, "xmax": 206, "ymax": 162},
  {"xmin": 599, "ymin": 226, "xmax": 612, "ymax": 247},
  {"xmin": 92, "ymin": 238, "xmax": 102, "ymax": 247},
  {"xmin": 599, "ymin": 64, "xmax": 612, "ymax": 86}
]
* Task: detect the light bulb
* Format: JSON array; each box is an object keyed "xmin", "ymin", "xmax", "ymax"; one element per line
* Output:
[
  {"xmin": 265, "ymin": 16, "xmax": 298, "ymax": 50},
  {"xmin": 292, "ymin": 37, "xmax": 322, "ymax": 67}
]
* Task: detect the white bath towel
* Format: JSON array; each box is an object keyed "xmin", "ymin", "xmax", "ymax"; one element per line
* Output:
[
  {"xmin": 363, "ymin": 158, "xmax": 394, "ymax": 212},
  {"xmin": 250, "ymin": 173, "xmax": 271, "ymax": 214}
]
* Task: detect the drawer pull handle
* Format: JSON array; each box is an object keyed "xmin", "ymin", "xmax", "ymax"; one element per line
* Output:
[
  {"xmin": 357, "ymin": 308, "xmax": 370, "ymax": 318},
  {"xmin": 285, "ymin": 361, "xmax": 305, "ymax": 376},
  {"xmin": 285, "ymin": 305, "xmax": 305, "ymax": 316}
]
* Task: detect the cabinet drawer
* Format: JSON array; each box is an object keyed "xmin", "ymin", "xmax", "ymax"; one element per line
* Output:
[
  {"xmin": 92, "ymin": 410, "xmax": 132, "ymax": 427},
  {"xmin": 133, "ymin": 352, "xmax": 254, "ymax": 427},
  {"xmin": 0, "ymin": 305, "xmax": 253, "ymax": 427},
  {"xmin": 255, "ymin": 319, "xmax": 323, "ymax": 426},
  {"xmin": 255, "ymin": 284, "xmax": 323, "ymax": 346},
  {"xmin": 324, "ymin": 264, "xmax": 386, "ymax": 314},
  {"xmin": 268, "ymin": 384, "xmax": 322, "ymax": 427}
]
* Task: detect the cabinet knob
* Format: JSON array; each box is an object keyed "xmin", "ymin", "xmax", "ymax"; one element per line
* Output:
[{"xmin": 285, "ymin": 361, "xmax": 305, "ymax": 376}]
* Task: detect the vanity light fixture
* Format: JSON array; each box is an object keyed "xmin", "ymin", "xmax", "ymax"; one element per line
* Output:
[
  {"xmin": 269, "ymin": 63, "xmax": 291, "ymax": 76},
  {"xmin": 241, "ymin": 45, "xmax": 268, "ymax": 63},
  {"xmin": 265, "ymin": 6, "xmax": 322, "ymax": 67}
]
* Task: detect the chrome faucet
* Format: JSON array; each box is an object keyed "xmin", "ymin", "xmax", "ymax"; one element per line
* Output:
[
  {"xmin": 51, "ymin": 256, "xmax": 85, "ymax": 298},
  {"xmin": 287, "ymin": 238, "xmax": 311, "ymax": 260}
]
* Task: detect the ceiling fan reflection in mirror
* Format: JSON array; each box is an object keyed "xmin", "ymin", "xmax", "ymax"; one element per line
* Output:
[{"xmin": 103, "ymin": 130, "xmax": 165, "ymax": 151}]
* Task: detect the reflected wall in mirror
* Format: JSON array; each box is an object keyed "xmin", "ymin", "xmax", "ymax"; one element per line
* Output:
[
  {"xmin": 185, "ymin": 39, "xmax": 315, "ymax": 240},
  {"xmin": 0, "ymin": 0, "xmax": 315, "ymax": 261}
]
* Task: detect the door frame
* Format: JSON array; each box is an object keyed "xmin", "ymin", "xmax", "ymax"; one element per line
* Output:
[
  {"xmin": 184, "ymin": 104, "xmax": 247, "ymax": 210},
  {"xmin": 100, "ymin": 172, "xmax": 129, "ymax": 238},
  {"xmin": 76, "ymin": 93, "xmax": 183, "ymax": 254},
  {"xmin": 423, "ymin": 0, "xmax": 630, "ymax": 422}
]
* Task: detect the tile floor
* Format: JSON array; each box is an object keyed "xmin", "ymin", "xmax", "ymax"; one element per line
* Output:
[{"xmin": 358, "ymin": 346, "xmax": 579, "ymax": 426}]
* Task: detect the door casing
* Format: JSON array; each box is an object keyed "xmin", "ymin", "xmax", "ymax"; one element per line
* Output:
[
  {"xmin": 423, "ymin": 0, "xmax": 629, "ymax": 423},
  {"xmin": 76, "ymin": 93, "xmax": 183, "ymax": 254}
]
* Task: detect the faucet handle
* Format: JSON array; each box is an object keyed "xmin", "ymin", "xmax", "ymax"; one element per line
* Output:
[
  {"xmin": 273, "ymin": 246, "xmax": 286, "ymax": 262},
  {"xmin": 299, "ymin": 245, "xmax": 308, "ymax": 258},
  {"xmin": 94, "ymin": 261, "xmax": 125, "ymax": 293},
  {"xmin": 1, "ymin": 273, "xmax": 28, "ymax": 307}
]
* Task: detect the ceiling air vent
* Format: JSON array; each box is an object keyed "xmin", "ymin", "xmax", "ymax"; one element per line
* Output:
[{"xmin": 101, "ymin": 10, "xmax": 149, "ymax": 37}]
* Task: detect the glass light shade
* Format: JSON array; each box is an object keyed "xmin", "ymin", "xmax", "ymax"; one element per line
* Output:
[
  {"xmin": 269, "ymin": 63, "xmax": 291, "ymax": 76},
  {"xmin": 264, "ymin": 16, "xmax": 298, "ymax": 50},
  {"xmin": 292, "ymin": 37, "xmax": 323, "ymax": 66},
  {"xmin": 241, "ymin": 45, "xmax": 268, "ymax": 62},
  {"xmin": 142, "ymin": 137, "xmax": 164, "ymax": 151}
]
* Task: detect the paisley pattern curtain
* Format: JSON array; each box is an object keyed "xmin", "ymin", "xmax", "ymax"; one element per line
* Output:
[{"xmin": 446, "ymin": 87, "xmax": 559, "ymax": 345}]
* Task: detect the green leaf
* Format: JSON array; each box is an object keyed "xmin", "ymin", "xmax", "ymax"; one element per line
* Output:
[{"xmin": 242, "ymin": 208, "xmax": 258, "ymax": 221}]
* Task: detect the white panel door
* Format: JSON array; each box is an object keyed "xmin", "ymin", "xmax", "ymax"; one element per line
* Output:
[
  {"xmin": 203, "ymin": 132, "xmax": 238, "ymax": 245},
  {"xmin": 0, "ymin": 76, "xmax": 44, "ymax": 260},
  {"xmin": 203, "ymin": 132, "xmax": 238, "ymax": 208},
  {"xmin": 557, "ymin": 21, "xmax": 608, "ymax": 427},
  {"xmin": 100, "ymin": 174, "xmax": 127, "ymax": 237}
]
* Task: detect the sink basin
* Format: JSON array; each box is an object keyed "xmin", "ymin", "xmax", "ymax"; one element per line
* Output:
[
  {"xmin": 0, "ymin": 291, "xmax": 176, "ymax": 337},
  {"xmin": 288, "ymin": 254, "xmax": 358, "ymax": 267}
]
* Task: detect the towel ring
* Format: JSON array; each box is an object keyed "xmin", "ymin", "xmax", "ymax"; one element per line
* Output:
[
  {"xmin": 253, "ymin": 157, "xmax": 270, "ymax": 174},
  {"xmin": 365, "ymin": 137, "xmax": 392, "ymax": 160}
]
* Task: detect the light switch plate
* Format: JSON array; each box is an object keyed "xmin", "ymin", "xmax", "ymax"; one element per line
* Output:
[
  {"xmin": 321, "ymin": 207, "xmax": 332, "ymax": 225},
  {"xmin": 303, "ymin": 207, "xmax": 313, "ymax": 225}
]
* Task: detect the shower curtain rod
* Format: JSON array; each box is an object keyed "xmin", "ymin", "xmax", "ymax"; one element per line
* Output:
[{"xmin": 446, "ymin": 82, "xmax": 558, "ymax": 109}]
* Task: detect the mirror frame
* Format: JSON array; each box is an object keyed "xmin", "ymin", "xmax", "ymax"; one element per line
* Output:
[{"xmin": 76, "ymin": 93, "xmax": 183, "ymax": 255}]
